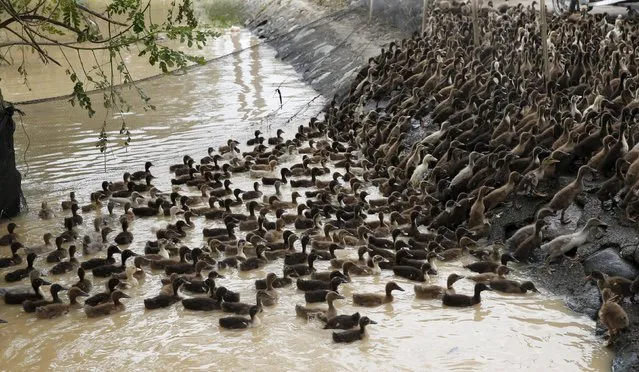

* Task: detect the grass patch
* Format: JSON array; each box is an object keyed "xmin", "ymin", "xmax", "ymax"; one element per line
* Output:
[{"xmin": 202, "ymin": 0, "xmax": 243, "ymax": 28}]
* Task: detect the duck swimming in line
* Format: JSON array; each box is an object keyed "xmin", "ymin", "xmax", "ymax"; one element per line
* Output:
[
  {"xmin": 182, "ymin": 279, "xmax": 224, "ymax": 311},
  {"xmin": 304, "ymin": 277, "xmax": 346, "ymax": 303},
  {"xmin": 50, "ymin": 245, "xmax": 78, "ymax": 275},
  {"xmin": 0, "ymin": 242, "xmax": 23, "ymax": 268},
  {"xmin": 38, "ymin": 201, "xmax": 55, "ymax": 219},
  {"xmin": 85, "ymin": 290, "xmax": 130, "ymax": 318},
  {"xmin": 222, "ymin": 291, "xmax": 272, "ymax": 315},
  {"xmin": 84, "ymin": 278, "xmax": 120, "ymax": 307},
  {"xmin": 4, "ymin": 253, "xmax": 38, "ymax": 282},
  {"xmin": 414, "ymin": 273, "xmax": 465, "ymax": 299},
  {"xmin": 81, "ymin": 245, "xmax": 122, "ymax": 270},
  {"xmin": 23, "ymin": 284, "xmax": 68, "ymax": 313},
  {"xmin": 3, "ymin": 277, "xmax": 51, "ymax": 305},
  {"xmin": 91, "ymin": 249, "xmax": 137, "ymax": 277},
  {"xmin": 352, "ymin": 281, "xmax": 404, "ymax": 307},
  {"xmin": 0, "ymin": 222, "xmax": 19, "ymax": 246},
  {"xmin": 463, "ymin": 253, "xmax": 518, "ymax": 274},
  {"xmin": 322, "ymin": 312, "xmax": 361, "ymax": 330},
  {"xmin": 489, "ymin": 279, "xmax": 539, "ymax": 294},
  {"xmin": 442, "ymin": 283, "xmax": 492, "ymax": 307},
  {"xmin": 296, "ymin": 291, "xmax": 345, "ymax": 320},
  {"xmin": 72, "ymin": 267, "xmax": 92, "ymax": 293},
  {"xmin": 332, "ymin": 316, "xmax": 376, "ymax": 343},
  {"xmin": 467, "ymin": 265, "xmax": 510, "ymax": 283},
  {"xmin": 36, "ymin": 287, "xmax": 90, "ymax": 319},
  {"xmin": 144, "ymin": 277, "xmax": 189, "ymax": 310},
  {"xmin": 219, "ymin": 305, "xmax": 262, "ymax": 329}
]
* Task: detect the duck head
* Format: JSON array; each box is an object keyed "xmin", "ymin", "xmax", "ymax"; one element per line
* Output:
[{"xmin": 385, "ymin": 281, "xmax": 404, "ymax": 295}]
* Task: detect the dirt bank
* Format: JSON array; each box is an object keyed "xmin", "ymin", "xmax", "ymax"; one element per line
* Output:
[{"xmin": 240, "ymin": 1, "xmax": 639, "ymax": 370}]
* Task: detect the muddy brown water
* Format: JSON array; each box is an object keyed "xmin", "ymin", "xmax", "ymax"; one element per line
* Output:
[{"xmin": 0, "ymin": 29, "xmax": 613, "ymax": 372}]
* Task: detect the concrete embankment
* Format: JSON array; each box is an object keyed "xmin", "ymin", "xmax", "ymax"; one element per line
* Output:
[{"xmin": 240, "ymin": 0, "xmax": 406, "ymax": 99}]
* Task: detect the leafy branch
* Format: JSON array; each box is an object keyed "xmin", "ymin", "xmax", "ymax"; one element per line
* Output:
[{"xmin": 0, "ymin": 0, "xmax": 219, "ymax": 152}]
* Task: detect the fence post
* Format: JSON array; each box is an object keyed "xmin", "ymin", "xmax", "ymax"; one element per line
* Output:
[
  {"xmin": 369, "ymin": 0, "xmax": 374, "ymax": 24},
  {"xmin": 422, "ymin": 0, "xmax": 428, "ymax": 35},
  {"xmin": 539, "ymin": 1, "xmax": 550, "ymax": 87}
]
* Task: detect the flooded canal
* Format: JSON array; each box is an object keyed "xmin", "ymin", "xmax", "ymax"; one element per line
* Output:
[{"xmin": 0, "ymin": 21, "xmax": 613, "ymax": 372}]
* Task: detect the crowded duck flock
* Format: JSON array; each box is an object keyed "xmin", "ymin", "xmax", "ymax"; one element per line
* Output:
[{"xmin": 1, "ymin": 2, "xmax": 639, "ymax": 355}]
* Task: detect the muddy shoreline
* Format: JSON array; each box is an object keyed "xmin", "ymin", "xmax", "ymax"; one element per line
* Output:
[{"xmin": 240, "ymin": 1, "xmax": 639, "ymax": 370}]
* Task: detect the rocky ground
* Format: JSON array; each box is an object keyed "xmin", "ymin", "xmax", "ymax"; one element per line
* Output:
[{"xmin": 240, "ymin": 0, "xmax": 639, "ymax": 370}]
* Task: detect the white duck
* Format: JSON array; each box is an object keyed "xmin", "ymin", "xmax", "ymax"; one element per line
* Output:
[
  {"xmin": 116, "ymin": 266, "xmax": 139, "ymax": 289},
  {"xmin": 541, "ymin": 218, "xmax": 608, "ymax": 263},
  {"xmin": 409, "ymin": 153, "xmax": 438, "ymax": 187}
]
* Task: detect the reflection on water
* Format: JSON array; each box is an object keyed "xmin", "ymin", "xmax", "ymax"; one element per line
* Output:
[{"xmin": 0, "ymin": 31, "xmax": 612, "ymax": 372}]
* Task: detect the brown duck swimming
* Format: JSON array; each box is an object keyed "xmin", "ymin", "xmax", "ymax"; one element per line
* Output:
[
  {"xmin": 352, "ymin": 281, "xmax": 404, "ymax": 307},
  {"xmin": 414, "ymin": 273, "xmax": 464, "ymax": 299},
  {"xmin": 442, "ymin": 283, "xmax": 492, "ymax": 307}
]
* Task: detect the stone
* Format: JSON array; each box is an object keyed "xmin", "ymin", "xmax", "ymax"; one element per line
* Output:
[{"xmin": 583, "ymin": 247, "xmax": 639, "ymax": 280}]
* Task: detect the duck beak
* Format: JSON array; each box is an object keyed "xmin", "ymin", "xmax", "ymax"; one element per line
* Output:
[
  {"xmin": 41, "ymin": 279, "xmax": 52, "ymax": 286},
  {"xmin": 369, "ymin": 320, "xmax": 378, "ymax": 324},
  {"xmin": 60, "ymin": 286, "xmax": 69, "ymax": 291},
  {"xmin": 78, "ymin": 292, "xmax": 90, "ymax": 297},
  {"xmin": 436, "ymin": 254, "xmax": 445, "ymax": 261},
  {"xmin": 121, "ymin": 293, "xmax": 131, "ymax": 299},
  {"xmin": 0, "ymin": 319, "xmax": 7, "ymax": 323},
  {"xmin": 336, "ymin": 294, "xmax": 346, "ymax": 300}
]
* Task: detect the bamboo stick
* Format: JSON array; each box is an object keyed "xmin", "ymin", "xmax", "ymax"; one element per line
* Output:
[
  {"xmin": 539, "ymin": 1, "xmax": 550, "ymax": 86},
  {"xmin": 422, "ymin": 0, "xmax": 428, "ymax": 35},
  {"xmin": 471, "ymin": 0, "xmax": 480, "ymax": 48},
  {"xmin": 369, "ymin": 0, "xmax": 374, "ymax": 24}
]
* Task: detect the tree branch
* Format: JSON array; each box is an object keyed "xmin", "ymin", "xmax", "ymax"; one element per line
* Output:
[
  {"xmin": 2, "ymin": 25, "xmax": 61, "ymax": 65},
  {"xmin": 9, "ymin": 14, "xmax": 85, "ymax": 35},
  {"xmin": 76, "ymin": 4, "xmax": 128, "ymax": 27}
]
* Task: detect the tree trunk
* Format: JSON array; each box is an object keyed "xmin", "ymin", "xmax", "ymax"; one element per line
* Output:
[{"xmin": 0, "ymin": 102, "xmax": 22, "ymax": 218}]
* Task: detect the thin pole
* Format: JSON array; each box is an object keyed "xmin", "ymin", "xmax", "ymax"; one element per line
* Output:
[
  {"xmin": 422, "ymin": 0, "xmax": 428, "ymax": 35},
  {"xmin": 471, "ymin": 0, "xmax": 480, "ymax": 48},
  {"xmin": 369, "ymin": 0, "xmax": 374, "ymax": 24},
  {"xmin": 539, "ymin": 1, "xmax": 550, "ymax": 86}
]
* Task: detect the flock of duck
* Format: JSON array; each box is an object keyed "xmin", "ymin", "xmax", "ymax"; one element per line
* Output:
[{"xmin": 2, "ymin": 3, "xmax": 639, "ymax": 349}]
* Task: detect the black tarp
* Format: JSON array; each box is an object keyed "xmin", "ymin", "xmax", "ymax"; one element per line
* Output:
[{"xmin": 0, "ymin": 103, "xmax": 23, "ymax": 218}]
